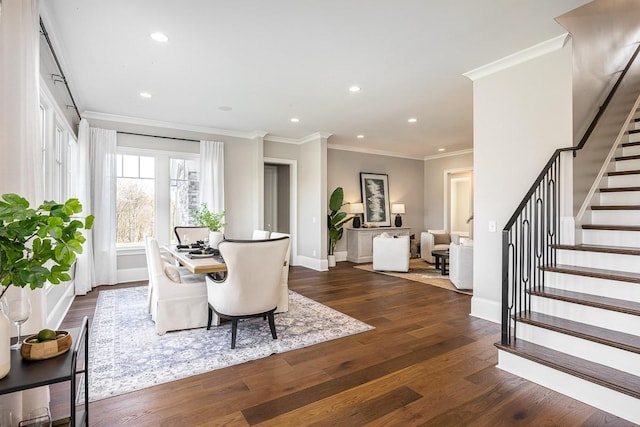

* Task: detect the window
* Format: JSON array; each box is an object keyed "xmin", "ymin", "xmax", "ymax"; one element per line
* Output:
[
  {"xmin": 54, "ymin": 126, "xmax": 64, "ymax": 201},
  {"xmin": 116, "ymin": 154, "xmax": 155, "ymax": 246},
  {"xmin": 169, "ymin": 158, "xmax": 199, "ymax": 234},
  {"xmin": 115, "ymin": 150, "xmax": 199, "ymax": 247}
]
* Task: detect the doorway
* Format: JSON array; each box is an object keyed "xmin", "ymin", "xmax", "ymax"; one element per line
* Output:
[
  {"xmin": 264, "ymin": 163, "xmax": 290, "ymax": 233},
  {"xmin": 445, "ymin": 169, "xmax": 473, "ymax": 237}
]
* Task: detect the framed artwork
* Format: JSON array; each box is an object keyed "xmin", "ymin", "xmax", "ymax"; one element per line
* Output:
[{"xmin": 359, "ymin": 172, "xmax": 391, "ymax": 227}]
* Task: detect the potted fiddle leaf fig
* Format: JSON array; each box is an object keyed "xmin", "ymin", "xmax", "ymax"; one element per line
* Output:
[
  {"xmin": 327, "ymin": 187, "xmax": 351, "ymax": 267},
  {"xmin": 0, "ymin": 193, "xmax": 94, "ymax": 298}
]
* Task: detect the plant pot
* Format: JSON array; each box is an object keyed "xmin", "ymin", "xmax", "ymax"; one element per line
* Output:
[
  {"xmin": 0, "ymin": 310, "xmax": 10, "ymax": 379},
  {"xmin": 209, "ymin": 231, "xmax": 224, "ymax": 249},
  {"xmin": 328, "ymin": 255, "xmax": 336, "ymax": 268}
]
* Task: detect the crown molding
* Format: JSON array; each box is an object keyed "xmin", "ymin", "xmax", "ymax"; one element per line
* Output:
[
  {"xmin": 424, "ymin": 148, "xmax": 473, "ymax": 161},
  {"xmin": 265, "ymin": 132, "xmax": 333, "ymax": 145},
  {"xmin": 328, "ymin": 144, "xmax": 424, "ymax": 161},
  {"xmin": 463, "ymin": 33, "xmax": 570, "ymax": 81},
  {"xmin": 81, "ymin": 111, "xmax": 261, "ymax": 140}
]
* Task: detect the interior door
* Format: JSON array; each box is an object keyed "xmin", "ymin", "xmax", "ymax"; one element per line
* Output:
[{"xmin": 264, "ymin": 165, "xmax": 278, "ymax": 232}]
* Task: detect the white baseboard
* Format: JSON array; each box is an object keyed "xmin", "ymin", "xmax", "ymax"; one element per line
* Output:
[
  {"xmin": 117, "ymin": 267, "xmax": 148, "ymax": 284},
  {"xmin": 297, "ymin": 255, "xmax": 328, "ymax": 271},
  {"xmin": 334, "ymin": 250, "xmax": 347, "ymax": 262},
  {"xmin": 470, "ymin": 295, "xmax": 500, "ymax": 323}
]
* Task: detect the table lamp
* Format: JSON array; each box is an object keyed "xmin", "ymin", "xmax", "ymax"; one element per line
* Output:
[
  {"xmin": 391, "ymin": 203, "xmax": 405, "ymax": 227},
  {"xmin": 350, "ymin": 203, "xmax": 364, "ymax": 228}
]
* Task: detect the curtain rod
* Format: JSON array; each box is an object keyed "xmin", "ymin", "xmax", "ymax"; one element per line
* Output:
[
  {"xmin": 117, "ymin": 131, "xmax": 200, "ymax": 143},
  {"xmin": 39, "ymin": 18, "xmax": 81, "ymax": 121}
]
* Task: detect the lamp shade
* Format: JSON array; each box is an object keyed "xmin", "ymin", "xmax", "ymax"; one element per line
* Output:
[
  {"xmin": 391, "ymin": 203, "xmax": 405, "ymax": 214},
  {"xmin": 350, "ymin": 203, "xmax": 364, "ymax": 214}
]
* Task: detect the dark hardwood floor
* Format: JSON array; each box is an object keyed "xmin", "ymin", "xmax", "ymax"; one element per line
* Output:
[{"xmin": 51, "ymin": 262, "xmax": 634, "ymax": 426}]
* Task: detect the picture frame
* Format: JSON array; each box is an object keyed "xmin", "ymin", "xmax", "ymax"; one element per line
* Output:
[{"xmin": 359, "ymin": 172, "xmax": 391, "ymax": 227}]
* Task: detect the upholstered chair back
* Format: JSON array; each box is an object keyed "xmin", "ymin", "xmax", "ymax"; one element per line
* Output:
[
  {"xmin": 211, "ymin": 237, "xmax": 289, "ymax": 316},
  {"xmin": 174, "ymin": 226, "xmax": 210, "ymax": 244}
]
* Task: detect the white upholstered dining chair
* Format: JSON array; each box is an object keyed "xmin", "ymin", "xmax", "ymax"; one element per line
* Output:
[
  {"xmin": 205, "ymin": 236, "xmax": 289, "ymax": 349},
  {"xmin": 145, "ymin": 236, "xmax": 209, "ymax": 335}
]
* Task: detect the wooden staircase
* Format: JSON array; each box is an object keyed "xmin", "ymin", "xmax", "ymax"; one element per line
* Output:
[{"xmin": 496, "ymin": 124, "xmax": 640, "ymax": 423}]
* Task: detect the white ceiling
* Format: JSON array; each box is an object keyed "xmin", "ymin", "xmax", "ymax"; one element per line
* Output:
[{"xmin": 40, "ymin": 0, "xmax": 592, "ymax": 159}]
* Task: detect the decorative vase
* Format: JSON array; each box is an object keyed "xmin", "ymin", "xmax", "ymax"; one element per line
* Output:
[
  {"xmin": 0, "ymin": 308, "xmax": 11, "ymax": 379},
  {"xmin": 209, "ymin": 231, "xmax": 224, "ymax": 250},
  {"xmin": 328, "ymin": 254, "xmax": 336, "ymax": 268}
]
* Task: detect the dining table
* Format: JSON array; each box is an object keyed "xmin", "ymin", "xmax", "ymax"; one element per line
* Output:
[{"xmin": 163, "ymin": 244, "xmax": 226, "ymax": 275}]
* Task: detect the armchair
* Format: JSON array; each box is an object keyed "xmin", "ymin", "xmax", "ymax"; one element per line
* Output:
[
  {"xmin": 205, "ymin": 236, "xmax": 289, "ymax": 349},
  {"xmin": 144, "ymin": 236, "xmax": 209, "ymax": 335},
  {"xmin": 252, "ymin": 229, "xmax": 271, "ymax": 240},
  {"xmin": 420, "ymin": 230, "xmax": 451, "ymax": 263},
  {"xmin": 372, "ymin": 233, "xmax": 410, "ymax": 272},
  {"xmin": 449, "ymin": 238, "xmax": 473, "ymax": 290}
]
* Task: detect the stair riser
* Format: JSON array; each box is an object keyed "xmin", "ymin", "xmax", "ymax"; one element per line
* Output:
[
  {"xmin": 615, "ymin": 158, "xmax": 640, "ymax": 171},
  {"xmin": 530, "ymin": 296, "xmax": 640, "ymax": 335},
  {"xmin": 591, "ymin": 209, "xmax": 640, "ymax": 227},
  {"xmin": 606, "ymin": 174, "xmax": 640, "ymax": 187},
  {"xmin": 582, "ymin": 229, "xmax": 640, "ymax": 247},
  {"xmin": 545, "ymin": 272, "xmax": 640, "ymax": 302},
  {"xmin": 627, "ymin": 132, "xmax": 640, "ymax": 144},
  {"xmin": 556, "ymin": 249, "xmax": 640, "ymax": 274},
  {"xmin": 622, "ymin": 144, "xmax": 640, "ymax": 156},
  {"xmin": 515, "ymin": 322, "xmax": 640, "ymax": 376},
  {"xmin": 498, "ymin": 350, "xmax": 640, "ymax": 424},
  {"xmin": 599, "ymin": 190, "xmax": 640, "ymax": 205}
]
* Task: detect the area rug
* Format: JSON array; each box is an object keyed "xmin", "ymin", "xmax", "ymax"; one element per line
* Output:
[
  {"xmin": 354, "ymin": 258, "xmax": 472, "ymax": 296},
  {"xmin": 80, "ymin": 286, "xmax": 374, "ymax": 402}
]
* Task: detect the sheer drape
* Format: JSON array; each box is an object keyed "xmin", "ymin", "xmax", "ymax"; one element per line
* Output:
[
  {"xmin": 199, "ymin": 140, "xmax": 225, "ymax": 213},
  {"xmin": 72, "ymin": 119, "xmax": 96, "ymax": 294},
  {"xmin": 0, "ymin": 0, "xmax": 42, "ymax": 202},
  {"xmin": 0, "ymin": 0, "xmax": 49, "ymax": 417},
  {"xmin": 90, "ymin": 127, "xmax": 118, "ymax": 285}
]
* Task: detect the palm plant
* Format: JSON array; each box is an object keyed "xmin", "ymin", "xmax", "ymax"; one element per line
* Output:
[{"xmin": 328, "ymin": 187, "xmax": 351, "ymax": 256}]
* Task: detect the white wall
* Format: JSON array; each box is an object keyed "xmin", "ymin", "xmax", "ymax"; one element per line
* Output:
[{"xmin": 470, "ymin": 41, "xmax": 573, "ymax": 323}]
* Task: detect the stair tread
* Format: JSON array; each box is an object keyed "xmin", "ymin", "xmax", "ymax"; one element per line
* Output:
[
  {"xmin": 615, "ymin": 154, "xmax": 640, "ymax": 161},
  {"xmin": 622, "ymin": 140, "xmax": 640, "ymax": 147},
  {"xmin": 553, "ymin": 243, "xmax": 640, "ymax": 256},
  {"xmin": 582, "ymin": 224, "xmax": 640, "ymax": 231},
  {"xmin": 591, "ymin": 205, "xmax": 640, "ymax": 210},
  {"xmin": 607, "ymin": 169, "xmax": 640, "ymax": 176},
  {"xmin": 541, "ymin": 264, "xmax": 640, "ymax": 284},
  {"xmin": 514, "ymin": 311, "xmax": 640, "ymax": 354},
  {"xmin": 599, "ymin": 186, "xmax": 640, "ymax": 192},
  {"xmin": 496, "ymin": 339, "xmax": 640, "ymax": 399},
  {"xmin": 529, "ymin": 287, "xmax": 640, "ymax": 316}
]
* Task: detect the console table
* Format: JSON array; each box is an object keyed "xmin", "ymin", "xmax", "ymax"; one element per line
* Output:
[
  {"xmin": 346, "ymin": 227, "xmax": 410, "ymax": 263},
  {"xmin": 0, "ymin": 316, "xmax": 89, "ymax": 426}
]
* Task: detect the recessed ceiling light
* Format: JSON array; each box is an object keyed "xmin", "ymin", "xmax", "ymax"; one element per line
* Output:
[
  {"xmin": 150, "ymin": 32, "xmax": 169, "ymax": 42},
  {"xmin": 290, "ymin": 117, "xmax": 300, "ymax": 123},
  {"xmin": 408, "ymin": 118, "xmax": 417, "ymax": 123},
  {"xmin": 218, "ymin": 106, "xmax": 232, "ymax": 111},
  {"xmin": 438, "ymin": 148, "xmax": 445, "ymax": 152},
  {"xmin": 349, "ymin": 86, "xmax": 361, "ymax": 93},
  {"xmin": 357, "ymin": 134, "xmax": 365, "ymax": 139},
  {"xmin": 139, "ymin": 92, "xmax": 152, "ymax": 98}
]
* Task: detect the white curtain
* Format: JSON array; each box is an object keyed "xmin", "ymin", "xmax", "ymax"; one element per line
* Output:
[
  {"xmin": 0, "ymin": 0, "xmax": 42, "ymax": 202},
  {"xmin": 71, "ymin": 119, "xmax": 96, "ymax": 294},
  {"xmin": 90, "ymin": 127, "xmax": 118, "ymax": 285},
  {"xmin": 0, "ymin": 0, "xmax": 50, "ymax": 419},
  {"xmin": 199, "ymin": 140, "xmax": 225, "ymax": 213}
]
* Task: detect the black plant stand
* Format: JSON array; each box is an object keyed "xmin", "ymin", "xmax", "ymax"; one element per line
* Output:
[{"xmin": 0, "ymin": 316, "xmax": 89, "ymax": 426}]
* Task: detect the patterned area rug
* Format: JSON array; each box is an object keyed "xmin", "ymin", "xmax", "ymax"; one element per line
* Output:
[
  {"xmin": 354, "ymin": 258, "xmax": 473, "ymax": 295},
  {"xmin": 81, "ymin": 286, "xmax": 374, "ymax": 402}
]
